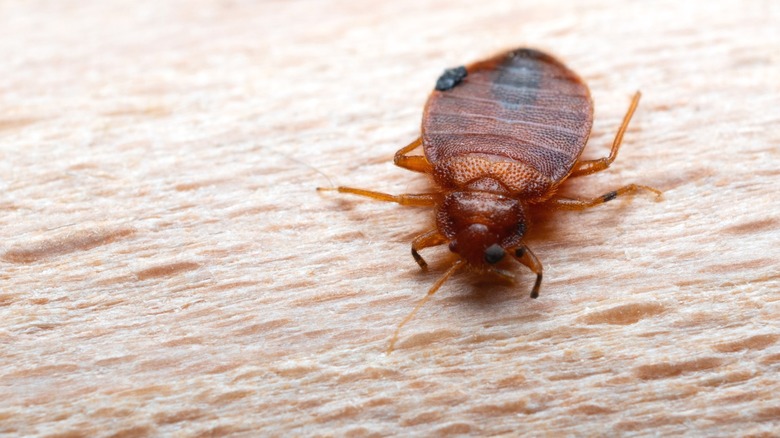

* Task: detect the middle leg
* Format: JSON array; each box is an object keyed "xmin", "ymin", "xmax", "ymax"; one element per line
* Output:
[
  {"xmin": 318, "ymin": 186, "xmax": 438, "ymax": 206},
  {"xmin": 544, "ymin": 184, "xmax": 661, "ymax": 211}
]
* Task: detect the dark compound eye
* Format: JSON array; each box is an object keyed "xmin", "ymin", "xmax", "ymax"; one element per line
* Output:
[{"xmin": 484, "ymin": 244, "xmax": 505, "ymax": 264}]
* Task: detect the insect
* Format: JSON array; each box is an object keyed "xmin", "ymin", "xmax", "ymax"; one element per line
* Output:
[{"xmin": 319, "ymin": 48, "xmax": 661, "ymax": 352}]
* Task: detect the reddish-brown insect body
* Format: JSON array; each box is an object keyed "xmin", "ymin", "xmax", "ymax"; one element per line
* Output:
[{"xmin": 320, "ymin": 48, "xmax": 660, "ymax": 351}]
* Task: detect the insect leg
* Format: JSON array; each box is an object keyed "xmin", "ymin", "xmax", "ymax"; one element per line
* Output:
[
  {"xmin": 317, "ymin": 186, "xmax": 437, "ymax": 206},
  {"xmin": 410, "ymin": 230, "xmax": 447, "ymax": 269},
  {"xmin": 545, "ymin": 184, "xmax": 661, "ymax": 210},
  {"xmin": 511, "ymin": 246, "xmax": 543, "ymax": 299},
  {"xmin": 394, "ymin": 137, "xmax": 432, "ymax": 174},
  {"xmin": 570, "ymin": 91, "xmax": 641, "ymax": 178}
]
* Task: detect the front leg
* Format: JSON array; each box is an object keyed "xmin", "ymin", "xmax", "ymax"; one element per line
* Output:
[
  {"xmin": 410, "ymin": 230, "xmax": 447, "ymax": 269},
  {"xmin": 511, "ymin": 245, "xmax": 543, "ymax": 299}
]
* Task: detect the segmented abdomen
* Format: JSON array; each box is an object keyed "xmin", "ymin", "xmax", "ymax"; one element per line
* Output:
[{"xmin": 422, "ymin": 49, "xmax": 593, "ymax": 197}]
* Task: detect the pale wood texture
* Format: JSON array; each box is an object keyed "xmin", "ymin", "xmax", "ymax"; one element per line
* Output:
[{"xmin": 1, "ymin": 1, "xmax": 779, "ymax": 436}]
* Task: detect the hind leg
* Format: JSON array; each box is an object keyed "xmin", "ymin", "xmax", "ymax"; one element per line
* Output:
[
  {"xmin": 570, "ymin": 91, "xmax": 641, "ymax": 178},
  {"xmin": 394, "ymin": 137, "xmax": 432, "ymax": 174}
]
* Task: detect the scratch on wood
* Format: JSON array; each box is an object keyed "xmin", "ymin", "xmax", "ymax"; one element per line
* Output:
[
  {"xmin": 174, "ymin": 178, "xmax": 230, "ymax": 191},
  {"xmin": 722, "ymin": 217, "xmax": 778, "ymax": 235},
  {"xmin": 755, "ymin": 406, "xmax": 780, "ymax": 421},
  {"xmin": 568, "ymin": 404, "xmax": 615, "ymax": 415},
  {"xmin": 0, "ymin": 117, "xmax": 39, "ymax": 131},
  {"xmin": 700, "ymin": 258, "xmax": 775, "ymax": 274},
  {"xmin": 153, "ymin": 409, "xmax": 206, "ymax": 425},
  {"xmin": 4, "ymin": 363, "xmax": 80, "ymax": 379},
  {"xmin": 2, "ymin": 225, "xmax": 136, "ymax": 263},
  {"xmin": 94, "ymin": 355, "xmax": 138, "ymax": 367},
  {"xmin": 135, "ymin": 261, "xmax": 200, "ymax": 280},
  {"xmin": 400, "ymin": 411, "xmax": 443, "ymax": 426},
  {"xmin": 161, "ymin": 336, "xmax": 205, "ymax": 347},
  {"xmin": 231, "ymin": 318, "xmax": 291, "ymax": 337},
  {"xmin": 712, "ymin": 334, "xmax": 779, "ymax": 353},
  {"xmin": 106, "ymin": 425, "xmax": 153, "ymax": 438},
  {"xmin": 468, "ymin": 399, "xmax": 532, "ymax": 415},
  {"xmin": 395, "ymin": 329, "xmax": 459, "ymax": 350},
  {"xmin": 634, "ymin": 357, "xmax": 723, "ymax": 380},
  {"xmin": 579, "ymin": 302, "xmax": 667, "ymax": 325},
  {"xmin": 212, "ymin": 390, "xmax": 253, "ymax": 404},
  {"xmin": 435, "ymin": 423, "xmax": 474, "ymax": 435}
]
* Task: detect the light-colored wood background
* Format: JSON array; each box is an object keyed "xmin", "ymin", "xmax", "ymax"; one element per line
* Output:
[{"xmin": 1, "ymin": 0, "xmax": 778, "ymax": 436}]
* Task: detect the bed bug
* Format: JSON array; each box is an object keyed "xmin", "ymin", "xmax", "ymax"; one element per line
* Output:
[{"xmin": 319, "ymin": 48, "xmax": 661, "ymax": 352}]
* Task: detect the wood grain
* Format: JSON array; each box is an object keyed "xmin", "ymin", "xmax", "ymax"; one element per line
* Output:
[{"xmin": 1, "ymin": 0, "xmax": 778, "ymax": 436}]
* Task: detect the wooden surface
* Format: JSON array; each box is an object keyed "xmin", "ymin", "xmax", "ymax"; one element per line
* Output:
[{"xmin": 1, "ymin": 0, "xmax": 779, "ymax": 436}]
